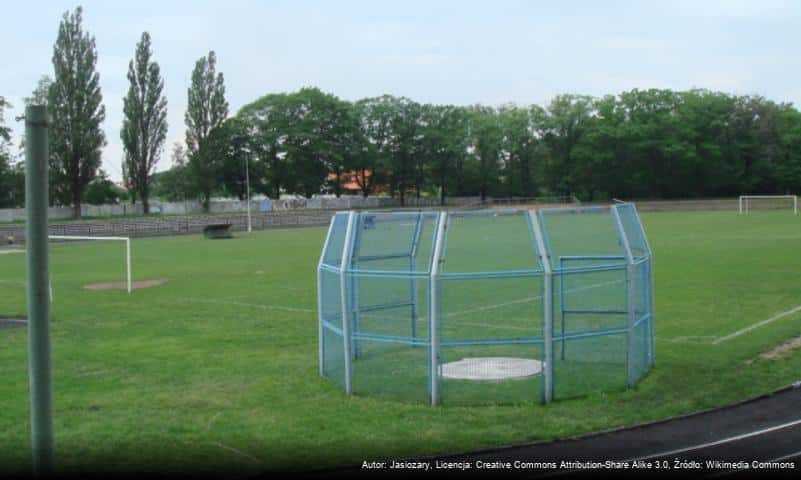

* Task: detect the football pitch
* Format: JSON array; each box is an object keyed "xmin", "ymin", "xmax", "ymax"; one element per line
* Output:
[{"xmin": 1, "ymin": 210, "xmax": 800, "ymax": 473}]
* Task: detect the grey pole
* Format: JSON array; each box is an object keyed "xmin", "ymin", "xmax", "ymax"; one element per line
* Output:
[
  {"xmin": 529, "ymin": 210, "xmax": 553, "ymax": 402},
  {"xmin": 429, "ymin": 211, "xmax": 448, "ymax": 406},
  {"xmin": 339, "ymin": 212, "xmax": 357, "ymax": 394},
  {"xmin": 611, "ymin": 205, "xmax": 637, "ymax": 387},
  {"xmin": 24, "ymin": 105, "xmax": 54, "ymax": 475},
  {"xmin": 245, "ymin": 155, "xmax": 252, "ymax": 233}
]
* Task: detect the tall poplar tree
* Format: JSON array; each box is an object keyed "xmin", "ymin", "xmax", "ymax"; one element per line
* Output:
[
  {"xmin": 49, "ymin": 6, "xmax": 106, "ymax": 218},
  {"xmin": 121, "ymin": 31, "xmax": 168, "ymax": 214},
  {"xmin": 185, "ymin": 51, "xmax": 228, "ymax": 211}
]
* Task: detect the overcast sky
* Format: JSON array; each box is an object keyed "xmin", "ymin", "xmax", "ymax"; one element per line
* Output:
[{"xmin": 3, "ymin": 0, "xmax": 801, "ymax": 181}]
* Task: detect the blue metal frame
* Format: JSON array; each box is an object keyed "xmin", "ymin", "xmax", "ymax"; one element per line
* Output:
[
  {"xmin": 450, "ymin": 208, "xmax": 528, "ymax": 218},
  {"xmin": 441, "ymin": 337, "xmax": 543, "ymax": 347},
  {"xmin": 318, "ymin": 203, "xmax": 654, "ymax": 406},
  {"xmin": 350, "ymin": 214, "xmax": 364, "ymax": 359},
  {"xmin": 355, "ymin": 253, "xmax": 412, "ymax": 262},
  {"xmin": 557, "ymin": 255, "xmax": 628, "ymax": 360},
  {"xmin": 354, "ymin": 331, "xmax": 430, "ymax": 347},
  {"xmin": 410, "ymin": 213, "xmax": 424, "ymax": 343},
  {"xmin": 358, "ymin": 301, "xmax": 416, "ymax": 313},
  {"xmin": 440, "ymin": 269, "xmax": 545, "ymax": 280}
]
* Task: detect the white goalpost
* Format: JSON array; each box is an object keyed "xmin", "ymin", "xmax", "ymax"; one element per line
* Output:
[
  {"xmin": 48, "ymin": 235, "xmax": 132, "ymax": 294},
  {"xmin": 739, "ymin": 195, "xmax": 798, "ymax": 215}
]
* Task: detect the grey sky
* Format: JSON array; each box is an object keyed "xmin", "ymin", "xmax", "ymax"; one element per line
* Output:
[{"xmin": 3, "ymin": 0, "xmax": 801, "ymax": 181}]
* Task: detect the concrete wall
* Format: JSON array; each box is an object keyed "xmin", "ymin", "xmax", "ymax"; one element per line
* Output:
[
  {"xmin": 0, "ymin": 195, "xmax": 486, "ymax": 222},
  {"xmin": 0, "ymin": 204, "xmax": 144, "ymax": 222},
  {"xmin": 0, "ymin": 210, "xmax": 336, "ymax": 243},
  {"xmin": 623, "ymin": 198, "xmax": 738, "ymax": 212},
  {"xmin": 0, "ymin": 196, "xmax": 746, "ymax": 225}
]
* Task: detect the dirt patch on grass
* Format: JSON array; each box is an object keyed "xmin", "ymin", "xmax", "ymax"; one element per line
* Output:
[
  {"xmin": 0, "ymin": 317, "xmax": 27, "ymax": 329},
  {"xmin": 747, "ymin": 336, "xmax": 801, "ymax": 364},
  {"xmin": 84, "ymin": 278, "xmax": 168, "ymax": 291}
]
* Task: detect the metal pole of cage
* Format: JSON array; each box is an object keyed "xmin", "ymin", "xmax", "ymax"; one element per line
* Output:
[
  {"xmin": 559, "ymin": 257, "xmax": 566, "ymax": 361},
  {"xmin": 630, "ymin": 205, "xmax": 655, "ymax": 368},
  {"xmin": 611, "ymin": 206, "xmax": 637, "ymax": 387},
  {"xmin": 339, "ymin": 212, "xmax": 357, "ymax": 395},
  {"xmin": 410, "ymin": 212, "xmax": 424, "ymax": 343},
  {"xmin": 529, "ymin": 210, "xmax": 553, "ymax": 403},
  {"xmin": 317, "ymin": 215, "xmax": 337, "ymax": 376},
  {"xmin": 350, "ymin": 216, "xmax": 363, "ymax": 359},
  {"xmin": 429, "ymin": 211, "xmax": 447, "ymax": 406}
]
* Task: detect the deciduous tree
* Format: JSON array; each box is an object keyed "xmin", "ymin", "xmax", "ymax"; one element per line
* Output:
[
  {"xmin": 49, "ymin": 6, "xmax": 106, "ymax": 218},
  {"xmin": 185, "ymin": 51, "xmax": 228, "ymax": 210},
  {"xmin": 121, "ymin": 31, "xmax": 168, "ymax": 214}
]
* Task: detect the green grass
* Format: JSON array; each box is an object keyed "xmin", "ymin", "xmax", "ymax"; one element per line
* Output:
[{"xmin": 1, "ymin": 211, "xmax": 801, "ymax": 474}]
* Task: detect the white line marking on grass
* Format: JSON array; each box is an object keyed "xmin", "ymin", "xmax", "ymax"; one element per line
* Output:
[
  {"xmin": 656, "ymin": 335, "xmax": 717, "ymax": 344},
  {"xmin": 206, "ymin": 412, "xmax": 223, "ymax": 431},
  {"xmin": 443, "ymin": 296, "xmax": 538, "ymax": 318},
  {"xmin": 211, "ymin": 441, "xmax": 263, "ymax": 463},
  {"xmin": 403, "ymin": 279, "xmax": 626, "ymax": 333},
  {"xmin": 444, "ymin": 279, "xmax": 624, "ymax": 319},
  {"xmin": 189, "ymin": 297, "xmax": 315, "ymax": 313},
  {"xmin": 0, "ymin": 249, "xmax": 24, "ymax": 255},
  {"xmin": 190, "ymin": 278, "xmax": 621, "ymax": 321},
  {"xmin": 359, "ymin": 278, "xmax": 624, "ymax": 330},
  {"xmin": 712, "ymin": 304, "xmax": 801, "ymax": 345}
]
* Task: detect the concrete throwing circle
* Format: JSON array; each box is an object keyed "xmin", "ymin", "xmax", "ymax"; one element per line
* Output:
[
  {"xmin": 441, "ymin": 357, "xmax": 543, "ymax": 381},
  {"xmin": 84, "ymin": 278, "xmax": 168, "ymax": 291}
]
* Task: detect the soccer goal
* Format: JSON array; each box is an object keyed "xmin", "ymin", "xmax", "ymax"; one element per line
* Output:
[
  {"xmin": 48, "ymin": 235, "xmax": 132, "ymax": 293},
  {"xmin": 739, "ymin": 195, "xmax": 798, "ymax": 215}
]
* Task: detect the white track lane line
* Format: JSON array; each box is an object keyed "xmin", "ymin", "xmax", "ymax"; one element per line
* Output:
[
  {"xmin": 540, "ymin": 418, "xmax": 801, "ymax": 479},
  {"xmin": 712, "ymin": 305, "xmax": 801, "ymax": 344},
  {"xmin": 621, "ymin": 417, "xmax": 801, "ymax": 463},
  {"xmin": 702, "ymin": 446, "xmax": 801, "ymax": 477},
  {"xmin": 767, "ymin": 448, "xmax": 801, "ymax": 462}
]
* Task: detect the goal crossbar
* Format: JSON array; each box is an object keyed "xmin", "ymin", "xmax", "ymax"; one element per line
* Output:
[
  {"xmin": 48, "ymin": 235, "xmax": 132, "ymax": 293},
  {"xmin": 739, "ymin": 195, "xmax": 798, "ymax": 215}
]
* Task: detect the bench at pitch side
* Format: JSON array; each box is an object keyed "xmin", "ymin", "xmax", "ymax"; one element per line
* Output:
[{"xmin": 203, "ymin": 223, "xmax": 234, "ymax": 239}]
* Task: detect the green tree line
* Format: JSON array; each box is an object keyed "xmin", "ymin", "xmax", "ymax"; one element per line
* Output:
[
  {"xmin": 177, "ymin": 88, "xmax": 801, "ymax": 205},
  {"xmin": 2, "ymin": 6, "xmax": 801, "ymax": 215}
]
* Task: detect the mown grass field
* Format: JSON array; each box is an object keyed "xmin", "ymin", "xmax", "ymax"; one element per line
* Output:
[{"xmin": 1, "ymin": 210, "xmax": 800, "ymax": 474}]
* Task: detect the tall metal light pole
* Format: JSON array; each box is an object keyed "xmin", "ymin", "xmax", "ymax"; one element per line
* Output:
[
  {"xmin": 245, "ymin": 153, "xmax": 252, "ymax": 233},
  {"xmin": 24, "ymin": 105, "xmax": 54, "ymax": 475}
]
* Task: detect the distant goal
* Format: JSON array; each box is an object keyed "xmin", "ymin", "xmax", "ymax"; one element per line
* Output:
[
  {"xmin": 739, "ymin": 195, "xmax": 798, "ymax": 215},
  {"xmin": 49, "ymin": 235, "xmax": 132, "ymax": 293}
]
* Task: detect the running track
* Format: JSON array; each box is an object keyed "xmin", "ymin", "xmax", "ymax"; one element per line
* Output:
[{"xmin": 299, "ymin": 384, "xmax": 801, "ymax": 478}]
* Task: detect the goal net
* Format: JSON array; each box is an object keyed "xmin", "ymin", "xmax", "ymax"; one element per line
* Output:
[
  {"xmin": 739, "ymin": 195, "xmax": 798, "ymax": 215},
  {"xmin": 48, "ymin": 235, "xmax": 132, "ymax": 293}
]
